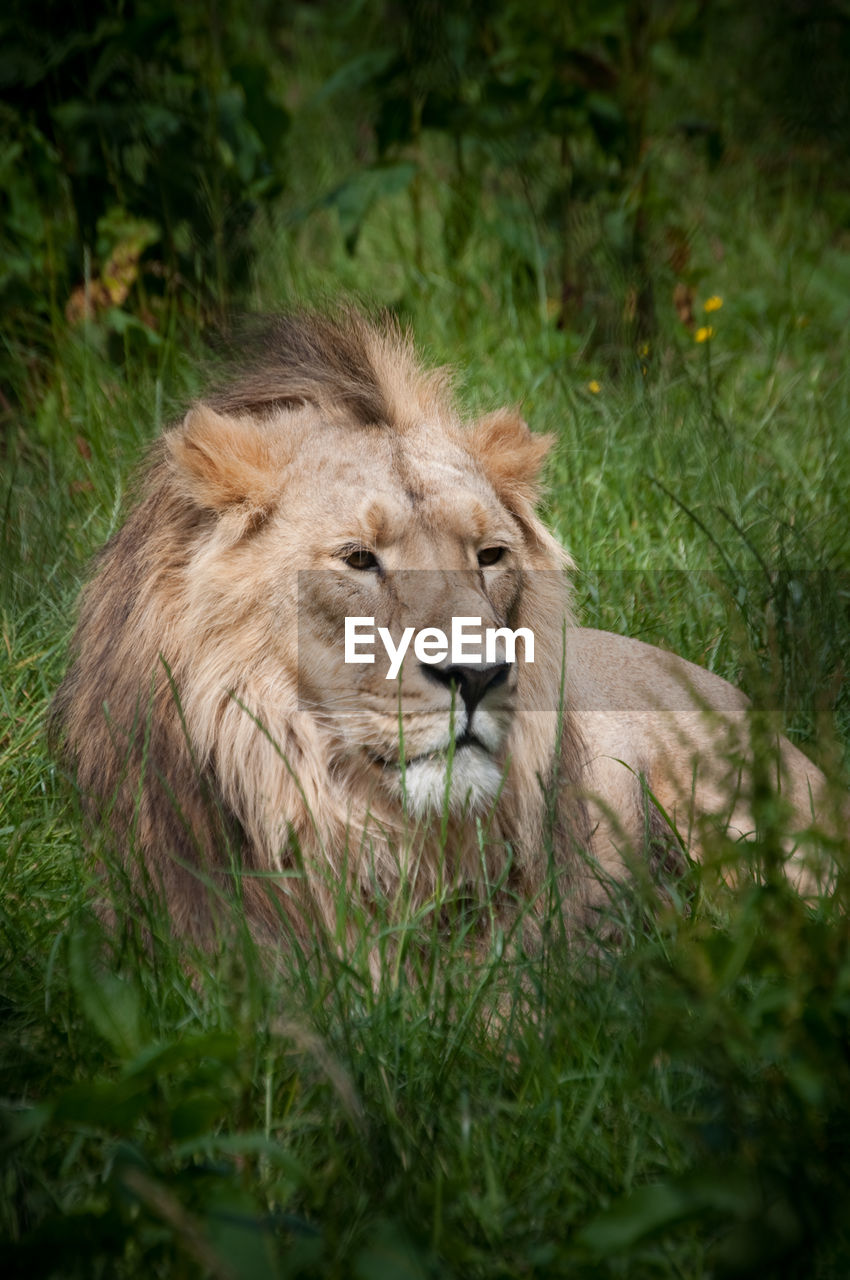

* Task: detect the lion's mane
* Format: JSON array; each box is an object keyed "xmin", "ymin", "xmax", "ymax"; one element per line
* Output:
[{"xmin": 51, "ymin": 311, "xmax": 592, "ymax": 946}]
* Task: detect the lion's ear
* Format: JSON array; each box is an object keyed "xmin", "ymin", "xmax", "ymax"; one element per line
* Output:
[
  {"xmin": 167, "ymin": 404, "xmax": 280, "ymax": 516},
  {"xmin": 469, "ymin": 408, "xmax": 553, "ymax": 506}
]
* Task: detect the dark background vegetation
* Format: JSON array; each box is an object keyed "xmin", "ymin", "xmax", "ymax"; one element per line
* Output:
[
  {"xmin": 4, "ymin": 0, "xmax": 850, "ymax": 386},
  {"xmin": 2, "ymin": 2, "xmax": 850, "ymax": 1277}
]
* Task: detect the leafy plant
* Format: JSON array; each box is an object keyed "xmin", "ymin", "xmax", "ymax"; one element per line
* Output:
[
  {"xmin": 304, "ymin": 0, "xmax": 719, "ymax": 347},
  {"xmin": 0, "ymin": 0, "xmax": 290, "ymax": 397}
]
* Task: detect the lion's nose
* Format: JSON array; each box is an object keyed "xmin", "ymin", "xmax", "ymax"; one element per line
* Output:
[{"xmin": 422, "ymin": 661, "xmax": 511, "ymax": 716}]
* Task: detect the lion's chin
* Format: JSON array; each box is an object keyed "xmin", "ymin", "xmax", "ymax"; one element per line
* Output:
[{"xmin": 395, "ymin": 745, "xmax": 504, "ymax": 818}]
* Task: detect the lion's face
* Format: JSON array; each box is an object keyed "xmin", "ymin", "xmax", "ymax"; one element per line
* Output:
[
  {"xmin": 292, "ymin": 421, "xmax": 527, "ymax": 815},
  {"xmin": 169, "ymin": 400, "xmax": 555, "ymax": 819}
]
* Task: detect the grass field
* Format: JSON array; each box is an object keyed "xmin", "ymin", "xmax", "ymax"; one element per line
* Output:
[{"xmin": 2, "ymin": 137, "xmax": 850, "ymax": 1278}]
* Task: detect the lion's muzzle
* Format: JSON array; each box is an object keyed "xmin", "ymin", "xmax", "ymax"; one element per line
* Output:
[{"xmin": 420, "ymin": 658, "xmax": 511, "ymax": 717}]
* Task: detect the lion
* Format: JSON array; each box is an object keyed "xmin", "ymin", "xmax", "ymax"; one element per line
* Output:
[{"xmin": 50, "ymin": 309, "xmax": 837, "ymax": 952}]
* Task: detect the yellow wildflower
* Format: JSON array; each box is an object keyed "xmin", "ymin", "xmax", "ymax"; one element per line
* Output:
[
  {"xmin": 704, "ymin": 295, "xmax": 723, "ymax": 313},
  {"xmin": 588, "ymin": 380, "xmax": 601, "ymax": 394},
  {"xmin": 695, "ymin": 326, "xmax": 714, "ymax": 343}
]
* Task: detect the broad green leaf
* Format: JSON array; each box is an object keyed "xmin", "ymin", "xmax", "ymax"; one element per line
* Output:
[{"xmin": 68, "ymin": 928, "xmax": 148, "ymax": 1059}]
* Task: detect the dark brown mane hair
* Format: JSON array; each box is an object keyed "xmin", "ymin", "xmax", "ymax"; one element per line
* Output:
[{"xmin": 208, "ymin": 309, "xmax": 396, "ymax": 425}]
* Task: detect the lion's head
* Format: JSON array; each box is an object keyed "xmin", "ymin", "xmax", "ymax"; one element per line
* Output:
[{"xmin": 51, "ymin": 312, "xmax": 592, "ymax": 943}]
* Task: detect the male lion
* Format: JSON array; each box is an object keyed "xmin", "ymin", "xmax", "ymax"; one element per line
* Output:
[{"xmin": 51, "ymin": 310, "xmax": 834, "ymax": 948}]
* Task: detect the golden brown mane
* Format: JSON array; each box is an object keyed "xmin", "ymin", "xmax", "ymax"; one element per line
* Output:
[{"xmin": 50, "ymin": 310, "xmax": 594, "ymax": 949}]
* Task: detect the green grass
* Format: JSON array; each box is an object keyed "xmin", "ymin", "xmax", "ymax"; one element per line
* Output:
[{"xmin": 2, "ymin": 142, "xmax": 850, "ymax": 1278}]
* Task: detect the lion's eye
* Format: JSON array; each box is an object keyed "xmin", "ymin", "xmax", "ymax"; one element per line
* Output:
[
  {"xmin": 477, "ymin": 545, "xmax": 506, "ymax": 567},
  {"xmin": 342, "ymin": 547, "xmax": 380, "ymax": 571}
]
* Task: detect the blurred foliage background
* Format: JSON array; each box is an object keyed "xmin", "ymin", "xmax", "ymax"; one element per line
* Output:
[{"xmin": 3, "ymin": 0, "xmax": 849, "ymax": 397}]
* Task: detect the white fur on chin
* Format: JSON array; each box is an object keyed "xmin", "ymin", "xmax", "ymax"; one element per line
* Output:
[{"xmin": 398, "ymin": 745, "xmax": 503, "ymax": 817}]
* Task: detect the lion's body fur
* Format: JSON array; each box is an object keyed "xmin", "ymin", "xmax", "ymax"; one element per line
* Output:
[{"xmin": 51, "ymin": 310, "xmax": 833, "ymax": 946}]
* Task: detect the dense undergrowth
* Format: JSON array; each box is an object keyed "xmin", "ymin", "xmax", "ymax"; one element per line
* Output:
[{"xmin": 3, "ymin": 7, "xmax": 850, "ymax": 1276}]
